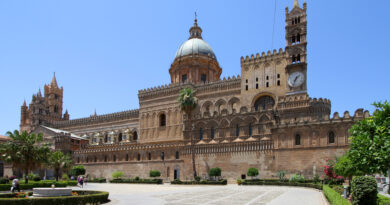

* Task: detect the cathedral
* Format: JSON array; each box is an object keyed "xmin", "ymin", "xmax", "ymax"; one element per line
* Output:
[{"xmin": 15, "ymin": 1, "xmax": 369, "ymax": 182}]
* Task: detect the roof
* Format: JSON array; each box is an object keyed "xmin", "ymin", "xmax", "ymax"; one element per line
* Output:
[{"xmin": 41, "ymin": 126, "xmax": 87, "ymax": 140}]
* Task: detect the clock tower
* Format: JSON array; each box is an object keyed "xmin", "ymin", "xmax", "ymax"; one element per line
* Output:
[{"xmin": 285, "ymin": 0, "xmax": 307, "ymax": 95}]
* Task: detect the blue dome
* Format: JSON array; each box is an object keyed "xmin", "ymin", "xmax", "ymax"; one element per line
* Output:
[{"xmin": 174, "ymin": 38, "xmax": 216, "ymax": 60}]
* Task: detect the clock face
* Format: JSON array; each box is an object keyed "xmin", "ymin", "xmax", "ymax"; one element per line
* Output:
[{"xmin": 288, "ymin": 71, "xmax": 305, "ymax": 87}]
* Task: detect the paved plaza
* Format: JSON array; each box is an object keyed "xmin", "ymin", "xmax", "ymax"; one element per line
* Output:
[{"xmin": 73, "ymin": 183, "xmax": 327, "ymax": 205}]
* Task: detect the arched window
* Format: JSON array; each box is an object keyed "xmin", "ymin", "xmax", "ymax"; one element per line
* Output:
[
  {"xmin": 104, "ymin": 156, "xmax": 107, "ymax": 162},
  {"xmin": 161, "ymin": 152, "xmax": 165, "ymax": 161},
  {"xmin": 201, "ymin": 74, "xmax": 207, "ymax": 83},
  {"xmin": 249, "ymin": 123, "xmax": 252, "ymax": 136},
  {"xmin": 297, "ymin": 33, "xmax": 301, "ymax": 43},
  {"xmin": 86, "ymin": 157, "xmax": 89, "ymax": 163},
  {"xmin": 329, "ymin": 131, "xmax": 335, "ymax": 144},
  {"xmin": 297, "ymin": 54, "xmax": 301, "ymax": 63},
  {"xmin": 118, "ymin": 133, "xmax": 122, "ymax": 142},
  {"xmin": 126, "ymin": 154, "xmax": 129, "ymax": 161},
  {"xmin": 254, "ymin": 96, "xmax": 275, "ymax": 111},
  {"xmin": 295, "ymin": 134, "xmax": 301, "ymax": 145},
  {"xmin": 199, "ymin": 128, "xmax": 203, "ymax": 140},
  {"xmin": 54, "ymin": 106, "xmax": 58, "ymax": 113},
  {"xmin": 160, "ymin": 114, "xmax": 166, "ymax": 127},
  {"xmin": 175, "ymin": 151, "xmax": 179, "ymax": 159},
  {"xmin": 113, "ymin": 155, "xmax": 116, "ymax": 162},
  {"xmin": 148, "ymin": 153, "xmax": 151, "ymax": 160},
  {"xmin": 104, "ymin": 134, "xmax": 108, "ymax": 143},
  {"xmin": 94, "ymin": 156, "xmax": 97, "ymax": 163},
  {"xmin": 137, "ymin": 153, "xmax": 141, "ymax": 161},
  {"xmin": 236, "ymin": 124, "xmax": 240, "ymax": 137},
  {"xmin": 77, "ymin": 157, "xmax": 80, "ymax": 163},
  {"xmin": 210, "ymin": 127, "xmax": 215, "ymax": 139},
  {"xmin": 133, "ymin": 131, "xmax": 138, "ymax": 141}
]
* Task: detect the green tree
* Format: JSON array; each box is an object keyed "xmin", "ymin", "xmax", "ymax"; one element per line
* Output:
[
  {"xmin": 69, "ymin": 165, "xmax": 86, "ymax": 177},
  {"xmin": 112, "ymin": 171, "xmax": 124, "ymax": 179},
  {"xmin": 348, "ymin": 101, "xmax": 390, "ymax": 183},
  {"xmin": 209, "ymin": 167, "xmax": 221, "ymax": 181},
  {"xmin": 334, "ymin": 153, "xmax": 363, "ymax": 186},
  {"xmin": 177, "ymin": 87, "xmax": 198, "ymax": 178},
  {"xmin": 47, "ymin": 151, "xmax": 73, "ymax": 181},
  {"xmin": 149, "ymin": 170, "xmax": 161, "ymax": 178},
  {"xmin": 0, "ymin": 130, "xmax": 50, "ymax": 184},
  {"xmin": 247, "ymin": 168, "xmax": 259, "ymax": 179}
]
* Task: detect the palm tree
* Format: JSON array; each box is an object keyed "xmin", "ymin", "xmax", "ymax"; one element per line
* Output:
[
  {"xmin": 0, "ymin": 130, "xmax": 50, "ymax": 184},
  {"xmin": 177, "ymin": 87, "xmax": 198, "ymax": 178},
  {"xmin": 48, "ymin": 151, "xmax": 73, "ymax": 181}
]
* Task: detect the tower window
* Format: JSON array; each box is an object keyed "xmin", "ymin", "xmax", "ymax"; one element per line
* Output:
[
  {"xmin": 298, "ymin": 17, "xmax": 301, "ymax": 23},
  {"xmin": 297, "ymin": 54, "xmax": 301, "ymax": 63},
  {"xmin": 201, "ymin": 74, "xmax": 207, "ymax": 83},
  {"xmin": 126, "ymin": 154, "xmax": 129, "ymax": 161},
  {"xmin": 256, "ymin": 77, "xmax": 258, "ymax": 82},
  {"xmin": 148, "ymin": 153, "xmax": 151, "ymax": 160},
  {"xmin": 118, "ymin": 133, "xmax": 122, "ymax": 142},
  {"xmin": 54, "ymin": 106, "xmax": 58, "ymax": 113},
  {"xmin": 249, "ymin": 123, "xmax": 252, "ymax": 136},
  {"xmin": 256, "ymin": 84, "xmax": 258, "ymax": 89},
  {"xmin": 292, "ymin": 55, "xmax": 296, "ymax": 64},
  {"xmin": 199, "ymin": 128, "xmax": 203, "ymax": 140},
  {"xmin": 295, "ymin": 134, "xmax": 301, "ymax": 145},
  {"xmin": 160, "ymin": 114, "xmax": 166, "ymax": 127},
  {"xmin": 94, "ymin": 156, "xmax": 97, "ymax": 162},
  {"xmin": 277, "ymin": 74, "xmax": 280, "ymax": 78},
  {"xmin": 245, "ymin": 85, "xmax": 248, "ymax": 91},
  {"xmin": 329, "ymin": 131, "xmax": 335, "ymax": 144},
  {"xmin": 182, "ymin": 74, "xmax": 187, "ymax": 83},
  {"xmin": 133, "ymin": 131, "xmax": 138, "ymax": 141},
  {"xmin": 113, "ymin": 155, "xmax": 116, "ymax": 162},
  {"xmin": 266, "ymin": 82, "xmax": 269, "ymax": 87},
  {"xmin": 292, "ymin": 36, "xmax": 296, "ymax": 44},
  {"xmin": 104, "ymin": 156, "xmax": 107, "ymax": 162},
  {"xmin": 297, "ymin": 33, "xmax": 301, "ymax": 43},
  {"xmin": 266, "ymin": 76, "xmax": 269, "ymax": 80},
  {"xmin": 236, "ymin": 124, "xmax": 240, "ymax": 137},
  {"xmin": 210, "ymin": 127, "xmax": 215, "ymax": 139},
  {"xmin": 137, "ymin": 153, "xmax": 141, "ymax": 161},
  {"xmin": 246, "ymin": 79, "xmax": 248, "ymax": 83},
  {"xmin": 77, "ymin": 157, "xmax": 80, "ymax": 163},
  {"xmin": 161, "ymin": 152, "xmax": 165, "ymax": 160},
  {"xmin": 86, "ymin": 157, "xmax": 89, "ymax": 163},
  {"xmin": 277, "ymin": 80, "xmax": 280, "ymax": 86},
  {"xmin": 175, "ymin": 151, "xmax": 179, "ymax": 159}
]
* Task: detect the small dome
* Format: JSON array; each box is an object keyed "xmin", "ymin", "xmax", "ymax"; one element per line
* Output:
[{"xmin": 174, "ymin": 38, "xmax": 216, "ymax": 60}]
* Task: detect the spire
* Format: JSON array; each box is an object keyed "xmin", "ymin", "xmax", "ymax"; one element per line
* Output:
[
  {"xmin": 189, "ymin": 12, "xmax": 203, "ymax": 39},
  {"xmin": 37, "ymin": 89, "xmax": 42, "ymax": 97},
  {"xmin": 22, "ymin": 100, "xmax": 27, "ymax": 107},
  {"xmin": 293, "ymin": 0, "xmax": 299, "ymax": 8},
  {"xmin": 51, "ymin": 72, "xmax": 58, "ymax": 88}
]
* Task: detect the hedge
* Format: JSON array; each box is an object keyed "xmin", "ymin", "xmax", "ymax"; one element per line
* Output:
[
  {"xmin": 240, "ymin": 180, "xmax": 323, "ymax": 190},
  {"xmin": 378, "ymin": 194, "xmax": 390, "ymax": 205},
  {"xmin": 87, "ymin": 178, "xmax": 106, "ymax": 183},
  {"xmin": 323, "ymin": 185, "xmax": 350, "ymax": 205},
  {"xmin": 109, "ymin": 178, "xmax": 163, "ymax": 184},
  {"xmin": 171, "ymin": 179, "xmax": 227, "ymax": 185},
  {"xmin": 0, "ymin": 181, "xmax": 68, "ymax": 191},
  {"xmin": 351, "ymin": 176, "xmax": 377, "ymax": 205},
  {"xmin": 0, "ymin": 190, "xmax": 109, "ymax": 205}
]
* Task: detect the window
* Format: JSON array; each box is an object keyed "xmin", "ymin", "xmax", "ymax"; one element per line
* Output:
[
  {"xmin": 77, "ymin": 157, "xmax": 80, "ymax": 163},
  {"xmin": 277, "ymin": 74, "xmax": 280, "ymax": 78},
  {"xmin": 297, "ymin": 33, "xmax": 301, "ymax": 43},
  {"xmin": 148, "ymin": 153, "xmax": 151, "ymax": 160},
  {"xmin": 254, "ymin": 96, "xmax": 275, "ymax": 111},
  {"xmin": 256, "ymin": 84, "xmax": 258, "ymax": 89},
  {"xmin": 126, "ymin": 154, "xmax": 129, "ymax": 161},
  {"xmin": 246, "ymin": 79, "xmax": 248, "ymax": 83},
  {"xmin": 245, "ymin": 85, "xmax": 248, "ymax": 91},
  {"xmin": 295, "ymin": 134, "xmax": 301, "ymax": 145},
  {"xmin": 104, "ymin": 134, "xmax": 108, "ymax": 143},
  {"xmin": 236, "ymin": 124, "xmax": 240, "ymax": 137},
  {"xmin": 160, "ymin": 114, "xmax": 166, "ymax": 126},
  {"xmin": 199, "ymin": 128, "xmax": 203, "ymax": 140},
  {"xmin": 94, "ymin": 156, "xmax": 97, "ymax": 162},
  {"xmin": 104, "ymin": 156, "xmax": 107, "ymax": 162},
  {"xmin": 175, "ymin": 151, "xmax": 179, "ymax": 159},
  {"xmin": 292, "ymin": 55, "xmax": 296, "ymax": 63},
  {"xmin": 161, "ymin": 152, "xmax": 165, "ymax": 161},
  {"xmin": 329, "ymin": 131, "xmax": 335, "ymax": 144},
  {"xmin": 266, "ymin": 82, "xmax": 269, "ymax": 87},
  {"xmin": 297, "ymin": 54, "xmax": 301, "ymax": 63},
  {"xmin": 86, "ymin": 157, "xmax": 89, "ymax": 163},
  {"xmin": 113, "ymin": 155, "xmax": 116, "ymax": 162},
  {"xmin": 201, "ymin": 74, "xmax": 207, "ymax": 83},
  {"xmin": 249, "ymin": 123, "xmax": 252, "ymax": 136},
  {"xmin": 137, "ymin": 153, "xmax": 141, "ymax": 161},
  {"xmin": 210, "ymin": 127, "xmax": 215, "ymax": 139},
  {"xmin": 54, "ymin": 106, "xmax": 58, "ymax": 113},
  {"xmin": 118, "ymin": 133, "xmax": 122, "ymax": 142},
  {"xmin": 266, "ymin": 76, "xmax": 269, "ymax": 80},
  {"xmin": 256, "ymin": 77, "xmax": 258, "ymax": 82},
  {"xmin": 133, "ymin": 132, "xmax": 138, "ymax": 141},
  {"xmin": 182, "ymin": 74, "xmax": 187, "ymax": 83},
  {"xmin": 277, "ymin": 80, "xmax": 280, "ymax": 86}
]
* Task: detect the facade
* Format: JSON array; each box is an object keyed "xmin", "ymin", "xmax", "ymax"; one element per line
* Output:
[{"xmin": 16, "ymin": 1, "xmax": 369, "ymax": 182}]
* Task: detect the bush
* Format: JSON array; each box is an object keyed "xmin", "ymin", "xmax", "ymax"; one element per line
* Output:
[
  {"xmin": 0, "ymin": 181, "xmax": 68, "ymax": 191},
  {"xmin": 110, "ymin": 178, "xmax": 163, "ymax": 184},
  {"xmin": 194, "ymin": 176, "xmax": 201, "ymax": 182},
  {"xmin": 323, "ymin": 185, "xmax": 350, "ymax": 205},
  {"xmin": 112, "ymin": 171, "xmax": 124, "ymax": 179},
  {"xmin": 171, "ymin": 179, "xmax": 227, "ymax": 185},
  {"xmin": 241, "ymin": 180, "xmax": 322, "ymax": 190},
  {"xmin": 88, "ymin": 178, "xmax": 106, "ymax": 183},
  {"xmin": 69, "ymin": 165, "xmax": 86, "ymax": 176},
  {"xmin": 135, "ymin": 176, "xmax": 140, "ymax": 181},
  {"xmin": 331, "ymin": 185, "xmax": 344, "ymax": 195},
  {"xmin": 0, "ymin": 190, "xmax": 109, "ymax": 205},
  {"xmin": 378, "ymin": 194, "xmax": 390, "ymax": 205},
  {"xmin": 289, "ymin": 174, "xmax": 305, "ymax": 183},
  {"xmin": 209, "ymin": 167, "xmax": 222, "ymax": 180},
  {"xmin": 277, "ymin": 170, "xmax": 286, "ymax": 180},
  {"xmin": 247, "ymin": 168, "xmax": 259, "ymax": 179},
  {"xmin": 0, "ymin": 177, "xmax": 9, "ymax": 184},
  {"xmin": 62, "ymin": 173, "xmax": 70, "ymax": 181},
  {"xmin": 313, "ymin": 174, "xmax": 320, "ymax": 183},
  {"xmin": 149, "ymin": 170, "xmax": 161, "ymax": 178},
  {"xmin": 351, "ymin": 176, "xmax": 377, "ymax": 205}
]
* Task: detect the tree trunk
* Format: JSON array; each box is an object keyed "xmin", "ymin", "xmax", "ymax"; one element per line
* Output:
[
  {"xmin": 56, "ymin": 168, "xmax": 59, "ymax": 182},
  {"xmin": 24, "ymin": 169, "xmax": 29, "ymax": 184}
]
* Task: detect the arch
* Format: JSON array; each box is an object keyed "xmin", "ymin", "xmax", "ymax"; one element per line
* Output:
[
  {"xmin": 253, "ymin": 95, "xmax": 275, "ymax": 111},
  {"xmin": 328, "ymin": 131, "xmax": 335, "ymax": 144},
  {"xmin": 133, "ymin": 131, "xmax": 138, "ymax": 141},
  {"xmin": 201, "ymin": 101, "xmax": 213, "ymax": 116},
  {"xmin": 228, "ymin": 97, "xmax": 240, "ymax": 114},
  {"xmin": 175, "ymin": 151, "xmax": 180, "ymax": 159},
  {"xmin": 214, "ymin": 99, "xmax": 227, "ymax": 114},
  {"xmin": 118, "ymin": 133, "xmax": 123, "ymax": 142},
  {"xmin": 259, "ymin": 114, "xmax": 271, "ymax": 123},
  {"xmin": 295, "ymin": 134, "xmax": 301, "ymax": 145},
  {"xmin": 159, "ymin": 113, "xmax": 166, "ymax": 127}
]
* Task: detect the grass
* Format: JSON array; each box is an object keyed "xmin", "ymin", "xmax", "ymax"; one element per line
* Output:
[
  {"xmin": 378, "ymin": 194, "xmax": 390, "ymax": 205},
  {"xmin": 323, "ymin": 185, "xmax": 350, "ymax": 205}
]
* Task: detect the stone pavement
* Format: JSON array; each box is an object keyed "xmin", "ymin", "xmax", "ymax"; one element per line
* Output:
[{"xmin": 72, "ymin": 183, "xmax": 327, "ymax": 205}]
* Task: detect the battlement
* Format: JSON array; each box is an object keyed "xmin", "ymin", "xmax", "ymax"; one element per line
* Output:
[
  {"xmin": 52, "ymin": 109, "xmax": 139, "ymax": 128},
  {"xmin": 241, "ymin": 48, "xmax": 285, "ymax": 64}
]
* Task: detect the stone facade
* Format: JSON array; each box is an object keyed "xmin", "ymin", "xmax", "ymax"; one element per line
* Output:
[{"xmin": 17, "ymin": 1, "xmax": 369, "ymax": 182}]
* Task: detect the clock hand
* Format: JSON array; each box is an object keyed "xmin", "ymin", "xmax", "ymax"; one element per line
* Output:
[{"xmin": 294, "ymin": 76, "xmax": 298, "ymax": 83}]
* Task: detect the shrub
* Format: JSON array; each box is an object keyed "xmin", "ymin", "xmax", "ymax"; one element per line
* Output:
[
  {"xmin": 209, "ymin": 167, "xmax": 222, "ymax": 180},
  {"xmin": 194, "ymin": 176, "xmax": 201, "ymax": 182},
  {"xmin": 351, "ymin": 176, "xmax": 377, "ymax": 205},
  {"xmin": 0, "ymin": 177, "xmax": 9, "ymax": 184},
  {"xmin": 110, "ymin": 178, "xmax": 163, "ymax": 184},
  {"xmin": 323, "ymin": 185, "xmax": 350, "ymax": 205},
  {"xmin": 313, "ymin": 174, "xmax": 320, "ymax": 183},
  {"xmin": 62, "ymin": 173, "xmax": 70, "ymax": 181},
  {"xmin": 236, "ymin": 179, "xmax": 243, "ymax": 185},
  {"xmin": 171, "ymin": 179, "xmax": 227, "ymax": 185},
  {"xmin": 247, "ymin": 168, "xmax": 259, "ymax": 179},
  {"xmin": 88, "ymin": 178, "xmax": 106, "ymax": 183},
  {"xmin": 289, "ymin": 174, "xmax": 305, "ymax": 183},
  {"xmin": 277, "ymin": 170, "xmax": 286, "ymax": 181},
  {"xmin": 331, "ymin": 185, "xmax": 344, "ymax": 195},
  {"xmin": 240, "ymin": 180, "xmax": 322, "ymax": 190},
  {"xmin": 112, "ymin": 171, "xmax": 124, "ymax": 179},
  {"xmin": 69, "ymin": 165, "xmax": 86, "ymax": 176},
  {"xmin": 134, "ymin": 176, "xmax": 140, "ymax": 181},
  {"xmin": 378, "ymin": 194, "xmax": 390, "ymax": 205},
  {"xmin": 149, "ymin": 170, "xmax": 161, "ymax": 178}
]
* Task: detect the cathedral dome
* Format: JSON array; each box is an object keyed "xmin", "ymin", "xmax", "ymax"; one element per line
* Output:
[{"xmin": 174, "ymin": 38, "xmax": 216, "ymax": 60}]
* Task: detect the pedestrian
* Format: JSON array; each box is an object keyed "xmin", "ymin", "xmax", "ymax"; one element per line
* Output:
[
  {"xmin": 11, "ymin": 178, "xmax": 20, "ymax": 193},
  {"xmin": 79, "ymin": 176, "xmax": 84, "ymax": 188},
  {"xmin": 77, "ymin": 176, "xmax": 80, "ymax": 187}
]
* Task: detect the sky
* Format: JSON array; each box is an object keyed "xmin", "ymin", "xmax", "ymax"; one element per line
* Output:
[{"xmin": 0, "ymin": 0, "xmax": 389, "ymax": 135}]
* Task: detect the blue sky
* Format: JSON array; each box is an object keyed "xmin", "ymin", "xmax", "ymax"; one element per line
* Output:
[{"xmin": 0, "ymin": 0, "xmax": 389, "ymax": 135}]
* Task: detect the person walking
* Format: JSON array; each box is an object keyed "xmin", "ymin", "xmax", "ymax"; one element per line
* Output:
[
  {"xmin": 79, "ymin": 176, "xmax": 84, "ymax": 188},
  {"xmin": 11, "ymin": 178, "xmax": 20, "ymax": 193}
]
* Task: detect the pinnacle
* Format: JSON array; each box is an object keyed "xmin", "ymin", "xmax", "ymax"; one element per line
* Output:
[
  {"xmin": 293, "ymin": 0, "xmax": 299, "ymax": 8},
  {"xmin": 51, "ymin": 72, "xmax": 58, "ymax": 87}
]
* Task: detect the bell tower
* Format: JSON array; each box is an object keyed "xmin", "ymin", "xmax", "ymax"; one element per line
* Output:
[
  {"xmin": 44, "ymin": 73, "xmax": 64, "ymax": 119},
  {"xmin": 285, "ymin": 0, "xmax": 308, "ymax": 95}
]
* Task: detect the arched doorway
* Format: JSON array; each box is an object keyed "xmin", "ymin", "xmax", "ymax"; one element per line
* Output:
[
  {"xmin": 254, "ymin": 95, "xmax": 275, "ymax": 111},
  {"xmin": 174, "ymin": 166, "xmax": 180, "ymax": 180}
]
